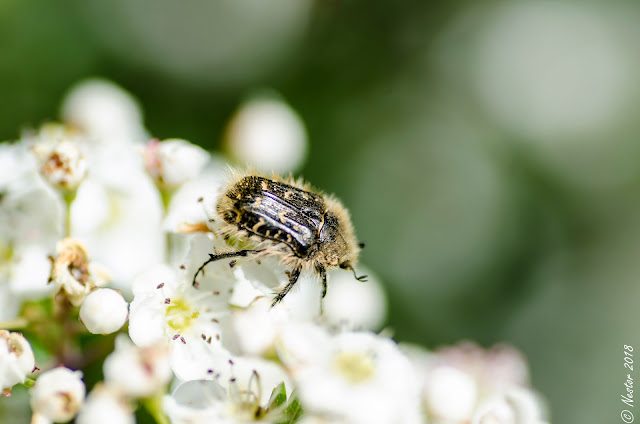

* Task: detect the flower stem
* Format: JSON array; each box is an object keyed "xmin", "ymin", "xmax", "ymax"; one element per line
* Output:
[
  {"xmin": 0, "ymin": 317, "xmax": 28, "ymax": 329},
  {"xmin": 62, "ymin": 189, "xmax": 78, "ymax": 237},
  {"xmin": 141, "ymin": 391, "xmax": 170, "ymax": 424}
]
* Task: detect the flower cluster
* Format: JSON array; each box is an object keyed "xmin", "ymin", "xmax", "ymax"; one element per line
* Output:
[{"xmin": 0, "ymin": 80, "xmax": 550, "ymax": 424}]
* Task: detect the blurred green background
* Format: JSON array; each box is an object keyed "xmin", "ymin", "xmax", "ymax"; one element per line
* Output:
[{"xmin": 3, "ymin": 1, "xmax": 640, "ymax": 422}]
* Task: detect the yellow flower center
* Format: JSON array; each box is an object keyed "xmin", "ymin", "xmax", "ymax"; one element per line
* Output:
[
  {"xmin": 166, "ymin": 298, "xmax": 200, "ymax": 332},
  {"xmin": 228, "ymin": 400, "xmax": 263, "ymax": 421},
  {"xmin": 332, "ymin": 351, "xmax": 376, "ymax": 384}
]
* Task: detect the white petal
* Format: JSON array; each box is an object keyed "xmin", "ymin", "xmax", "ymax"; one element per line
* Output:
[
  {"xmin": 229, "ymin": 298, "xmax": 278, "ymax": 356},
  {"xmin": 169, "ymin": 339, "xmax": 231, "ymax": 382},
  {"xmin": 164, "ymin": 380, "xmax": 225, "ymax": 424},
  {"xmin": 103, "ymin": 335, "xmax": 172, "ymax": 398},
  {"xmin": 128, "ymin": 293, "xmax": 169, "ymax": 347},
  {"xmin": 322, "ymin": 265, "xmax": 386, "ymax": 331},
  {"xmin": 71, "ymin": 151, "xmax": 164, "ymax": 292},
  {"xmin": 131, "ymin": 264, "xmax": 177, "ymax": 297},
  {"xmin": 75, "ymin": 385, "xmax": 135, "ymax": 424},
  {"xmin": 424, "ymin": 366, "xmax": 477, "ymax": 422},
  {"xmin": 163, "ymin": 161, "xmax": 227, "ymax": 234},
  {"xmin": 8, "ymin": 245, "xmax": 53, "ymax": 298}
]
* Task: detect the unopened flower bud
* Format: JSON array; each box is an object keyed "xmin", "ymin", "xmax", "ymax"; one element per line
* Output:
[
  {"xmin": 76, "ymin": 385, "xmax": 134, "ymax": 424},
  {"xmin": 79, "ymin": 289, "xmax": 128, "ymax": 335},
  {"xmin": 61, "ymin": 79, "xmax": 145, "ymax": 142},
  {"xmin": 224, "ymin": 95, "xmax": 307, "ymax": 173},
  {"xmin": 0, "ymin": 330, "xmax": 35, "ymax": 390},
  {"xmin": 50, "ymin": 238, "xmax": 109, "ymax": 306},
  {"xmin": 30, "ymin": 367, "xmax": 85, "ymax": 423},
  {"xmin": 103, "ymin": 335, "xmax": 172, "ymax": 398},
  {"xmin": 143, "ymin": 138, "xmax": 208, "ymax": 189}
]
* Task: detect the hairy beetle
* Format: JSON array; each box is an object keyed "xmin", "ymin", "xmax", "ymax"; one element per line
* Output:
[{"xmin": 193, "ymin": 172, "xmax": 366, "ymax": 306}]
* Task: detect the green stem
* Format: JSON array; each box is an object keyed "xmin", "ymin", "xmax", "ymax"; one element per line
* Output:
[
  {"xmin": 0, "ymin": 317, "xmax": 28, "ymax": 330},
  {"xmin": 160, "ymin": 186, "xmax": 178, "ymax": 264},
  {"xmin": 142, "ymin": 391, "xmax": 170, "ymax": 424},
  {"xmin": 62, "ymin": 189, "xmax": 78, "ymax": 237},
  {"xmin": 160, "ymin": 186, "xmax": 176, "ymax": 212}
]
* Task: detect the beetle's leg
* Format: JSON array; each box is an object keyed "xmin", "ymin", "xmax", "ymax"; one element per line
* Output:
[
  {"xmin": 192, "ymin": 249, "xmax": 264, "ymax": 287},
  {"xmin": 316, "ymin": 264, "xmax": 327, "ymax": 299},
  {"xmin": 316, "ymin": 265, "xmax": 328, "ymax": 315},
  {"xmin": 272, "ymin": 264, "xmax": 302, "ymax": 307}
]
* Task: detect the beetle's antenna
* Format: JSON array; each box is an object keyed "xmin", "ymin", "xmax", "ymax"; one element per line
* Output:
[
  {"xmin": 351, "ymin": 267, "xmax": 368, "ymax": 282},
  {"xmin": 340, "ymin": 262, "xmax": 367, "ymax": 282}
]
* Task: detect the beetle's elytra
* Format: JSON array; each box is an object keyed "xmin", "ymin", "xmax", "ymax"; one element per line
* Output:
[{"xmin": 193, "ymin": 172, "xmax": 366, "ymax": 306}]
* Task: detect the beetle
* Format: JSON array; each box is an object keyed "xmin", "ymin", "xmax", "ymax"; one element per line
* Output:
[{"xmin": 192, "ymin": 172, "xmax": 366, "ymax": 306}]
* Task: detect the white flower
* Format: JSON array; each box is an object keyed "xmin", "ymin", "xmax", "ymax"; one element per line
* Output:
[
  {"xmin": 49, "ymin": 238, "xmax": 109, "ymax": 307},
  {"xmin": 224, "ymin": 95, "xmax": 308, "ymax": 173},
  {"xmin": 472, "ymin": 387, "xmax": 548, "ymax": 424},
  {"xmin": 30, "ymin": 367, "xmax": 85, "ymax": 423},
  {"xmin": 75, "ymin": 385, "xmax": 134, "ymax": 424},
  {"xmin": 128, "ymin": 234, "xmax": 236, "ymax": 381},
  {"xmin": 69, "ymin": 143, "xmax": 164, "ymax": 293},
  {"xmin": 29, "ymin": 124, "xmax": 88, "ymax": 191},
  {"xmin": 60, "ymin": 78, "xmax": 147, "ymax": 144},
  {"xmin": 0, "ymin": 143, "xmax": 63, "ymax": 317},
  {"xmin": 431, "ymin": 341, "xmax": 530, "ymax": 399},
  {"xmin": 143, "ymin": 138, "xmax": 209, "ymax": 189},
  {"xmin": 58, "ymin": 81, "xmax": 165, "ymax": 293},
  {"xmin": 103, "ymin": 335, "xmax": 172, "ymax": 398},
  {"xmin": 322, "ymin": 265, "xmax": 386, "ymax": 331},
  {"xmin": 0, "ymin": 330, "xmax": 35, "ymax": 390},
  {"xmin": 79, "ymin": 288, "xmax": 128, "ymax": 334},
  {"xmin": 164, "ymin": 357, "xmax": 290, "ymax": 424},
  {"xmin": 222, "ymin": 254, "xmax": 332, "ymax": 358},
  {"xmin": 227, "ymin": 271, "xmax": 322, "ymax": 357},
  {"xmin": 279, "ymin": 328, "xmax": 424, "ymax": 424},
  {"xmin": 404, "ymin": 342, "xmax": 547, "ymax": 424}
]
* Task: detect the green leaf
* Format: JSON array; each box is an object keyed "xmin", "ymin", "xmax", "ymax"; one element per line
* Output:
[
  {"xmin": 275, "ymin": 392, "xmax": 304, "ymax": 424},
  {"xmin": 266, "ymin": 382, "xmax": 287, "ymax": 411}
]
